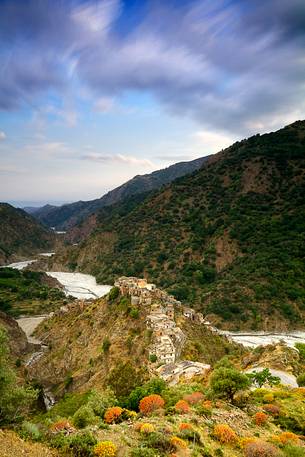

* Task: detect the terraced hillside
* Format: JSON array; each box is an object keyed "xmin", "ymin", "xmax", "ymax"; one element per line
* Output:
[{"xmin": 52, "ymin": 121, "xmax": 305, "ymax": 330}]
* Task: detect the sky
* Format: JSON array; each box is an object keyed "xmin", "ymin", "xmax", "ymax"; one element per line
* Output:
[{"xmin": 0, "ymin": 0, "xmax": 304, "ymax": 207}]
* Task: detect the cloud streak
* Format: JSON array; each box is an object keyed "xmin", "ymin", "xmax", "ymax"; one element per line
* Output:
[
  {"xmin": 81, "ymin": 152, "xmax": 154, "ymax": 167},
  {"xmin": 0, "ymin": 0, "xmax": 304, "ymax": 136}
]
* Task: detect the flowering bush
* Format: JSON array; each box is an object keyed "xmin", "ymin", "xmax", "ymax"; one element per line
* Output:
[
  {"xmin": 179, "ymin": 423, "xmax": 192, "ymax": 431},
  {"xmin": 139, "ymin": 394, "xmax": 165, "ymax": 415},
  {"xmin": 170, "ymin": 436, "xmax": 188, "ymax": 449},
  {"xmin": 174, "ymin": 400, "xmax": 190, "ymax": 414},
  {"xmin": 239, "ymin": 437, "xmax": 257, "ymax": 449},
  {"xmin": 94, "ymin": 441, "xmax": 117, "ymax": 457},
  {"xmin": 262, "ymin": 404, "xmax": 280, "ymax": 416},
  {"xmin": 253, "ymin": 412, "xmax": 268, "ymax": 426},
  {"xmin": 183, "ymin": 391, "xmax": 204, "ymax": 405},
  {"xmin": 295, "ymin": 387, "xmax": 305, "ymax": 397},
  {"xmin": 140, "ymin": 423, "xmax": 155, "ymax": 434},
  {"xmin": 277, "ymin": 432, "xmax": 299, "ymax": 444},
  {"xmin": 263, "ymin": 393, "xmax": 274, "ymax": 403},
  {"xmin": 213, "ymin": 424, "xmax": 237, "ymax": 444},
  {"xmin": 104, "ymin": 406, "xmax": 123, "ymax": 424},
  {"xmin": 49, "ymin": 419, "xmax": 75, "ymax": 434},
  {"xmin": 244, "ymin": 440, "xmax": 279, "ymax": 457},
  {"xmin": 202, "ymin": 400, "xmax": 213, "ymax": 409}
]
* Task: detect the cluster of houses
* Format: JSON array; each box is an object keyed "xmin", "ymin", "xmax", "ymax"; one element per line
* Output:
[{"xmin": 114, "ymin": 276, "xmax": 211, "ymax": 382}]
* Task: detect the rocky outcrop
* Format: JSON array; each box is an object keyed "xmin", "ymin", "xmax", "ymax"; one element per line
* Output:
[{"xmin": 0, "ymin": 311, "xmax": 31, "ymax": 357}]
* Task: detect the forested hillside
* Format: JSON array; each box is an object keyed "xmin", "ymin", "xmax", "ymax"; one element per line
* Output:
[{"xmin": 52, "ymin": 121, "xmax": 305, "ymax": 330}]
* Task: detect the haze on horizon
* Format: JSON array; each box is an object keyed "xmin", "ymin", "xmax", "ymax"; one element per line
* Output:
[{"xmin": 0, "ymin": 0, "xmax": 304, "ymax": 206}]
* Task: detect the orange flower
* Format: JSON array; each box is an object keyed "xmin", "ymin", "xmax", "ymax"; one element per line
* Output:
[
  {"xmin": 174, "ymin": 400, "xmax": 190, "ymax": 414},
  {"xmin": 179, "ymin": 422, "xmax": 192, "ymax": 431},
  {"xmin": 139, "ymin": 394, "xmax": 165, "ymax": 415},
  {"xmin": 104, "ymin": 406, "xmax": 123, "ymax": 424},
  {"xmin": 183, "ymin": 391, "xmax": 204, "ymax": 405},
  {"xmin": 253, "ymin": 412, "xmax": 268, "ymax": 426},
  {"xmin": 214, "ymin": 424, "xmax": 237, "ymax": 444},
  {"xmin": 277, "ymin": 432, "xmax": 299, "ymax": 444}
]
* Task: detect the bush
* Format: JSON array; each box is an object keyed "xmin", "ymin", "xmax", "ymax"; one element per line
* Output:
[
  {"xmin": 104, "ymin": 406, "xmax": 123, "ymax": 424},
  {"xmin": 295, "ymin": 343, "xmax": 305, "ymax": 361},
  {"xmin": 170, "ymin": 436, "xmax": 188, "ymax": 449},
  {"xmin": 66, "ymin": 431, "xmax": 97, "ymax": 457},
  {"xmin": 244, "ymin": 441, "xmax": 280, "ymax": 457},
  {"xmin": 149, "ymin": 354, "xmax": 157, "ymax": 363},
  {"xmin": 140, "ymin": 423, "xmax": 155, "ymax": 434},
  {"xmin": 142, "ymin": 432, "xmax": 172, "ymax": 452},
  {"xmin": 213, "ymin": 424, "xmax": 237, "ymax": 444},
  {"xmin": 183, "ymin": 391, "xmax": 204, "ymax": 405},
  {"xmin": 174, "ymin": 400, "xmax": 190, "ymax": 414},
  {"xmin": 262, "ymin": 404, "xmax": 280, "ymax": 416},
  {"xmin": 139, "ymin": 394, "xmax": 165, "ymax": 415},
  {"xmin": 102, "ymin": 338, "xmax": 111, "ymax": 353},
  {"xmin": 296, "ymin": 372, "xmax": 305, "ymax": 387},
  {"xmin": 125, "ymin": 378, "xmax": 166, "ymax": 411},
  {"xmin": 247, "ymin": 368, "xmax": 280, "ymax": 388},
  {"xmin": 20, "ymin": 421, "xmax": 42, "ymax": 441},
  {"xmin": 130, "ymin": 447, "xmax": 157, "ymax": 457},
  {"xmin": 277, "ymin": 432, "xmax": 299, "ymax": 445},
  {"xmin": 253, "ymin": 412, "xmax": 268, "ymax": 426},
  {"xmin": 108, "ymin": 287, "xmax": 120, "ymax": 301},
  {"xmin": 50, "ymin": 419, "xmax": 76, "ymax": 434},
  {"xmin": 73, "ymin": 405, "xmax": 97, "ymax": 428},
  {"xmin": 87, "ymin": 389, "xmax": 117, "ymax": 418},
  {"xmin": 282, "ymin": 445, "xmax": 305, "ymax": 457},
  {"xmin": 210, "ymin": 367, "xmax": 250, "ymax": 402},
  {"xmin": 94, "ymin": 441, "xmax": 117, "ymax": 457}
]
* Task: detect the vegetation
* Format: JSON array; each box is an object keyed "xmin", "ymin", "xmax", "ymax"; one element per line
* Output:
[
  {"xmin": 210, "ymin": 365, "xmax": 250, "ymax": 402},
  {"xmin": 0, "ymin": 267, "xmax": 67, "ymax": 317},
  {"xmin": 57, "ymin": 120, "xmax": 305, "ymax": 329}
]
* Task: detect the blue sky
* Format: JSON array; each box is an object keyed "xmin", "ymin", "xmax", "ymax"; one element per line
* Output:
[{"xmin": 0, "ymin": 0, "xmax": 304, "ymax": 206}]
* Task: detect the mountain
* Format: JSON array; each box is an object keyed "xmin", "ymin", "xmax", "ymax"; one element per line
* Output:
[
  {"xmin": 31, "ymin": 156, "xmax": 208, "ymax": 230},
  {"xmin": 0, "ymin": 203, "xmax": 55, "ymax": 265},
  {"xmin": 51, "ymin": 121, "xmax": 305, "ymax": 330}
]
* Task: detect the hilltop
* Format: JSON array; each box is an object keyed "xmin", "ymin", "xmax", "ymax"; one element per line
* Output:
[
  {"xmin": 51, "ymin": 121, "xmax": 305, "ymax": 330},
  {"xmin": 30, "ymin": 156, "xmax": 208, "ymax": 231},
  {"xmin": 0, "ymin": 203, "xmax": 55, "ymax": 265}
]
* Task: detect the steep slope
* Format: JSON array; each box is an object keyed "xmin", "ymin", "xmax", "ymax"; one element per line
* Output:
[
  {"xmin": 29, "ymin": 279, "xmax": 237, "ymax": 399},
  {"xmin": 32, "ymin": 156, "xmax": 208, "ymax": 230},
  {"xmin": 0, "ymin": 203, "xmax": 55, "ymax": 265},
  {"xmin": 52, "ymin": 121, "xmax": 305, "ymax": 330}
]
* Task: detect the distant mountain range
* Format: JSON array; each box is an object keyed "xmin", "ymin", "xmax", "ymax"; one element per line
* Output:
[
  {"xmin": 28, "ymin": 156, "xmax": 209, "ymax": 230},
  {"xmin": 0, "ymin": 203, "xmax": 55, "ymax": 265},
  {"xmin": 51, "ymin": 120, "xmax": 305, "ymax": 330}
]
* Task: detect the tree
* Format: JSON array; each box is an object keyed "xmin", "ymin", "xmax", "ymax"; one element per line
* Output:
[
  {"xmin": 247, "ymin": 368, "xmax": 280, "ymax": 388},
  {"xmin": 0, "ymin": 328, "xmax": 37, "ymax": 425},
  {"xmin": 210, "ymin": 367, "xmax": 250, "ymax": 402},
  {"xmin": 297, "ymin": 372, "xmax": 305, "ymax": 387}
]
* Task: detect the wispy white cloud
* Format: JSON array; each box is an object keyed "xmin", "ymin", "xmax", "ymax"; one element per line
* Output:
[
  {"xmin": 192, "ymin": 130, "xmax": 235, "ymax": 153},
  {"xmin": 81, "ymin": 152, "xmax": 154, "ymax": 167},
  {"xmin": 0, "ymin": 131, "xmax": 6, "ymax": 140}
]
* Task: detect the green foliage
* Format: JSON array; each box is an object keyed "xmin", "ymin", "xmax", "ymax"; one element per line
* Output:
[
  {"xmin": 149, "ymin": 354, "xmax": 157, "ymax": 363},
  {"xmin": 130, "ymin": 447, "xmax": 158, "ymax": 456},
  {"xmin": 19, "ymin": 421, "xmax": 42, "ymax": 441},
  {"xmin": 210, "ymin": 366, "xmax": 250, "ymax": 402},
  {"xmin": 107, "ymin": 361, "xmax": 147, "ymax": 399},
  {"xmin": 296, "ymin": 372, "xmax": 305, "ymax": 387},
  {"xmin": 295, "ymin": 343, "xmax": 305, "ymax": 361},
  {"xmin": 102, "ymin": 338, "xmax": 111, "ymax": 353},
  {"xmin": 108, "ymin": 286, "xmax": 120, "ymax": 301},
  {"xmin": 73, "ymin": 405, "xmax": 97, "ymax": 428},
  {"xmin": 50, "ymin": 430, "xmax": 97, "ymax": 456},
  {"xmin": 142, "ymin": 432, "xmax": 172, "ymax": 452},
  {"xmin": 87, "ymin": 389, "xmax": 117, "ymax": 418},
  {"xmin": 282, "ymin": 445, "xmax": 305, "ymax": 457},
  {"xmin": 247, "ymin": 368, "xmax": 281, "ymax": 388},
  {"xmin": 129, "ymin": 308, "xmax": 139, "ymax": 319},
  {"xmin": 0, "ymin": 327, "xmax": 38, "ymax": 425},
  {"xmin": 45, "ymin": 392, "xmax": 91, "ymax": 420},
  {"xmin": 124, "ymin": 378, "xmax": 166, "ymax": 411}
]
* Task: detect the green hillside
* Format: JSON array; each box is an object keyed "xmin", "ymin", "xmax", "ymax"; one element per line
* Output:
[
  {"xmin": 0, "ymin": 203, "xmax": 55, "ymax": 264},
  {"xmin": 54, "ymin": 121, "xmax": 305, "ymax": 330}
]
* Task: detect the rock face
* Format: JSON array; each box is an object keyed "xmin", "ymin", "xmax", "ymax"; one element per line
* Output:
[{"xmin": 0, "ymin": 311, "xmax": 31, "ymax": 357}]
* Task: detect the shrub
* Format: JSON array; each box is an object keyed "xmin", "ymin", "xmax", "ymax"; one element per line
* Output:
[
  {"xmin": 277, "ymin": 432, "xmax": 299, "ymax": 445},
  {"xmin": 295, "ymin": 343, "xmax": 305, "ymax": 361},
  {"xmin": 262, "ymin": 404, "xmax": 280, "ymax": 416},
  {"xmin": 104, "ymin": 406, "xmax": 123, "ymax": 424},
  {"xmin": 239, "ymin": 437, "xmax": 257, "ymax": 449},
  {"xmin": 170, "ymin": 436, "xmax": 188, "ymax": 449},
  {"xmin": 253, "ymin": 412, "xmax": 268, "ymax": 426},
  {"xmin": 282, "ymin": 444, "xmax": 305, "ymax": 457},
  {"xmin": 20, "ymin": 421, "xmax": 42, "ymax": 441},
  {"xmin": 178, "ymin": 428, "xmax": 201, "ymax": 443},
  {"xmin": 139, "ymin": 394, "xmax": 165, "ymax": 415},
  {"xmin": 179, "ymin": 423, "xmax": 193, "ymax": 431},
  {"xmin": 87, "ymin": 389, "xmax": 117, "ymax": 418},
  {"xmin": 142, "ymin": 432, "xmax": 172, "ymax": 452},
  {"xmin": 213, "ymin": 424, "xmax": 237, "ymax": 444},
  {"xmin": 94, "ymin": 441, "xmax": 117, "ymax": 457},
  {"xmin": 244, "ymin": 441, "xmax": 280, "ymax": 457},
  {"xmin": 102, "ymin": 338, "xmax": 111, "ymax": 353},
  {"xmin": 50, "ymin": 419, "xmax": 76, "ymax": 434},
  {"xmin": 149, "ymin": 354, "xmax": 157, "ymax": 363},
  {"xmin": 174, "ymin": 400, "xmax": 190, "ymax": 414},
  {"xmin": 247, "ymin": 369, "xmax": 280, "ymax": 388},
  {"xmin": 183, "ymin": 391, "xmax": 204, "ymax": 405},
  {"xmin": 126, "ymin": 378, "xmax": 166, "ymax": 411},
  {"xmin": 108, "ymin": 287, "xmax": 120, "ymax": 301},
  {"xmin": 210, "ymin": 367, "xmax": 250, "ymax": 402},
  {"xmin": 202, "ymin": 400, "xmax": 213, "ymax": 409},
  {"xmin": 263, "ymin": 393, "xmax": 274, "ymax": 403},
  {"xmin": 140, "ymin": 423, "xmax": 155, "ymax": 434},
  {"xmin": 296, "ymin": 373, "xmax": 305, "ymax": 387},
  {"xmin": 65, "ymin": 431, "xmax": 97, "ymax": 457},
  {"xmin": 73, "ymin": 405, "xmax": 97, "ymax": 428}
]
